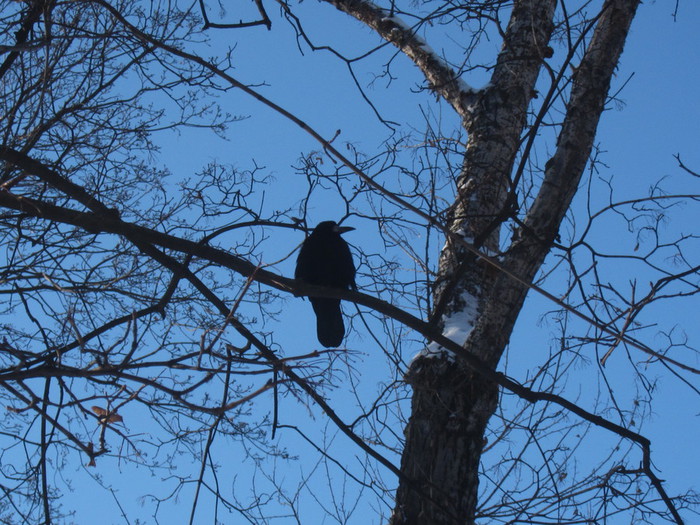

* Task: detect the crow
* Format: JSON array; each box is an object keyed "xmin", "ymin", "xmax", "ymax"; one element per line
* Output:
[{"xmin": 295, "ymin": 221, "xmax": 356, "ymax": 348}]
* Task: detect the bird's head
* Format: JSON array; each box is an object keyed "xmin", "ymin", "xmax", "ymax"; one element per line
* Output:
[{"xmin": 314, "ymin": 221, "xmax": 354, "ymax": 235}]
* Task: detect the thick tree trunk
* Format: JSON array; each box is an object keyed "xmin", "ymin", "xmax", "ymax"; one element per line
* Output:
[
  {"xmin": 392, "ymin": 364, "xmax": 498, "ymax": 524},
  {"xmin": 390, "ymin": 2, "xmax": 557, "ymax": 523}
]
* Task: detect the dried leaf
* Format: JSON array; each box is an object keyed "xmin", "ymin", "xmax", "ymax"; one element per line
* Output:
[
  {"xmin": 106, "ymin": 413, "xmax": 124, "ymax": 423},
  {"xmin": 91, "ymin": 406, "xmax": 124, "ymax": 423}
]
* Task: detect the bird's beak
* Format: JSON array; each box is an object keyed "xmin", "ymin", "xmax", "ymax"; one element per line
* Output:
[{"xmin": 336, "ymin": 225, "xmax": 355, "ymax": 234}]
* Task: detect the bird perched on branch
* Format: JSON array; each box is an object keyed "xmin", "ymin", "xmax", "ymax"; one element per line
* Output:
[{"xmin": 295, "ymin": 221, "xmax": 356, "ymax": 348}]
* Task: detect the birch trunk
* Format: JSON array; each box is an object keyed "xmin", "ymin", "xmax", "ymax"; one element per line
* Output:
[{"xmin": 390, "ymin": 1, "xmax": 641, "ymax": 523}]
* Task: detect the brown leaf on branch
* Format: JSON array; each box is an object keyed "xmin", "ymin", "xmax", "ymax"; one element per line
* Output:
[{"xmin": 91, "ymin": 406, "xmax": 124, "ymax": 424}]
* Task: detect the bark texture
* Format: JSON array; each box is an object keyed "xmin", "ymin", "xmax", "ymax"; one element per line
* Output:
[
  {"xmin": 391, "ymin": 2, "xmax": 557, "ymax": 523},
  {"xmin": 392, "ymin": 364, "xmax": 498, "ymax": 524},
  {"xmin": 390, "ymin": 1, "xmax": 641, "ymax": 524}
]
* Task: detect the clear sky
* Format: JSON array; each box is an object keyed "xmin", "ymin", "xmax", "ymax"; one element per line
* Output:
[{"xmin": 47, "ymin": 1, "xmax": 699, "ymax": 523}]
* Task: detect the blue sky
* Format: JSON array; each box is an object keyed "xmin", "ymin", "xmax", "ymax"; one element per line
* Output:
[
  {"xmin": 597, "ymin": 1, "xmax": 700, "ymax": 511},
  {"xmin": 44, "ymin": 1, "xmax": 700, "ymax": 523}
]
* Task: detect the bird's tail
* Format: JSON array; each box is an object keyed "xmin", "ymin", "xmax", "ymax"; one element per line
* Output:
[{"xmin": 311, "ymin": 298, "xmax": 345, "ymax": 348}]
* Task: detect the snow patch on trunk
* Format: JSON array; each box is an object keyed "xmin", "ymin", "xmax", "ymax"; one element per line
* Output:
[{"xmin": 413, "ymin": 290, "xmax": 479, "ymax": 363}]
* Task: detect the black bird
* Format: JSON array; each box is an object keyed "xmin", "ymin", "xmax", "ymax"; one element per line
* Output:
[{"xmin": 295, "ymin": 221, "xmax": 356, "ymax": 348}]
